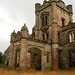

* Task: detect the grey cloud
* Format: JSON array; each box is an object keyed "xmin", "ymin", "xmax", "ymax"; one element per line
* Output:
[
  {"xmin": 0, "ymin": 0, "xmax": 75, "ymax": 53},
  {"xmin": 0, "ymin": 37, "xmax": 10, "ymax": 53}
]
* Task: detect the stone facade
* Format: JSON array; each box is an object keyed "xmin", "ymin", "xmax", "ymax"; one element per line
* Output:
[{"xmin": 4, "ymin": 0, "xmax": 75, "ymax": 70}]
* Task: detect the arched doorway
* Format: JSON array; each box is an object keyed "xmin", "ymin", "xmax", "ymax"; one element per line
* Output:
[
  {"xmin": 28, "ymin": 48, "xmax": 41, "ymax": 70},
  {"xmin": 69, "ymin": 50, "xmax": 75, "ymax": 68},
  {"xmin": 15, "ymin": 47, "xmax": 20, "ymax": 68}
]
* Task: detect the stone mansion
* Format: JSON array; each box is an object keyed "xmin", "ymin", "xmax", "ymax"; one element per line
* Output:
[{"xmin": 4, "ymin": 0, "xmax": 75, "ymax": 70}]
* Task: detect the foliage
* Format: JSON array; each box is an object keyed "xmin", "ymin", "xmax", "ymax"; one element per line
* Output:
[
  {"xmin": 0, "ymin": 64, "xmax": 8, "ymax": 68},
  {"xmin": 0, "ymin": 52, "xmax": 3, "ymax": 64},
  {"xmin": 0, "ymin": 64, "xmax": 4, "ymax": 68}
]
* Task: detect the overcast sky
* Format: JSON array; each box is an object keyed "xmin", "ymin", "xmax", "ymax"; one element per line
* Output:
[{"xmin": 0, "ymin": 0, "xmax": 75, "ymax": 53}]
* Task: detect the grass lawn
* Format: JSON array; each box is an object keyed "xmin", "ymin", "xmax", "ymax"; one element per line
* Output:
[{"xmin": 0, "ymin": 68, "xmax": 75, "ymax": 75}]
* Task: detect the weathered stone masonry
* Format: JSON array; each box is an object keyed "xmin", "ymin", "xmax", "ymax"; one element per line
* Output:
[{"xmin": 4, "ymin": 0, "xmax": 75, "ymax": 70}]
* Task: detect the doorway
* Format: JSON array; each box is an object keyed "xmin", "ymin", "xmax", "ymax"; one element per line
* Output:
[{"xmin": 28, "ymin": 48, "xmax": 41, "ymax": 70}]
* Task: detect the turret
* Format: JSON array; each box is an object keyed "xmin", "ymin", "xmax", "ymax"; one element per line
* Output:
[
  {"xmin": 67, "ymin": 5, "xmax": 73, "ymax": 22},
  {"xmin": 67, "ymin": 5, "xmax": 73, "ymax": 14},
  {"xmin": 35, "ymin": 3, "xmax": 41, "ymax": 13},
  {"xmin": 21, "ymin": 24, "xmax": 28, "ymax": 38},
  {"xmin": 11, "ymin": 30, "xmax": 16, "ymax": 42}
]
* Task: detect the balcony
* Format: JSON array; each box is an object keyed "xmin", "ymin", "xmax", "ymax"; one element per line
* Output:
[{"xmin": 41, "ymin": 25, "xmax": 49, "ymax": 32}]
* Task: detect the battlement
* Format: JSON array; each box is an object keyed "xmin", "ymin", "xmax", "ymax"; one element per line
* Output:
[{"xmin": 35, "ymin": 0, "xmax": 73, "ymax": 14}]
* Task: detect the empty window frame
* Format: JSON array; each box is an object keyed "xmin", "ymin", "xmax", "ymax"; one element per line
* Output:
[
  {"xmin": 47, "ymin": 53, "xmax": 49, "ymax": 63},
  {"xmin": 42, "ymin": 34, "xmax": 45, "ymax": 40},
  {"xmin": 16, "ymin": 50, "xmax": 20, "ymax": 66},
  {"xmin": 69, "ymin": 31, "xmax": 74, "ymax": 42},
  {"xmin": 46, "ymin": 16, "xmax": 48, "ymax": 25},
  {"xmin": 62, "ymin": 18, "xmax": 65, "ymax": 27},
  {"xmin": 46, "ymin": 33, "xmax": 49, "ymax": 39},
  {"xmin": 58, "ymin": 32, "xmax": 60, "ymax": 42}
]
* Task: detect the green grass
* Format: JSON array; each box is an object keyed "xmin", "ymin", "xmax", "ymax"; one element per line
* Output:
[{"xmin": 0, "ymin": 64, "xmax": 8, "ymax": 68}]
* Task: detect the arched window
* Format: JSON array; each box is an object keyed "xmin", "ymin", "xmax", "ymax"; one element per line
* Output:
[{"xmin": 16, "ymin": 50, "xmax": 20, "ymax": 67}]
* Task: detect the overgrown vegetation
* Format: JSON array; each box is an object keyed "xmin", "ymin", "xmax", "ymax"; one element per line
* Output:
[
  {"xmin": 0, "ymin": 68, "xmax": 75, "ymax": 75},
  {"xmin": 0, "ymin": 52, "xmax": 3, "ymax": 64}
]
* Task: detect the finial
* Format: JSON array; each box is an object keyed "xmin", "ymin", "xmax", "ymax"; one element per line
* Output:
[
  {"xmin": 21, "ymin": 23, "xmax": 28, "ymax": 31},
  {"xmin": 13, "ymin": 30, "xmax": 15, "ymax": 33},
  {"xmin": 24, "ymin": 23, "xmax": 26, "ymax": 26}
]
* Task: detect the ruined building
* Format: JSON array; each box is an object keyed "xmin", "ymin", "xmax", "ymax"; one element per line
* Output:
[{"xmin": 4, "ymin": 0, "xmax": 75, "ymax": 70}]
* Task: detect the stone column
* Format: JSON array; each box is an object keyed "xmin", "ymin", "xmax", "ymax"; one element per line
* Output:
[
  {"xmin": 20, "ymin": 39, "xmax": 28, "ymax": 69},
  {"xmin": 51, "ymin": 1, "xmax": 59, "ymax": 69},
  {"xmin": 51, "ymin": 23, "xmax": 59, "ymax": 70}
]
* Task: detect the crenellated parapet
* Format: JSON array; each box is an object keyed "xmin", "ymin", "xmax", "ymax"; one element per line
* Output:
[{"xmin": 35, "ymin": 0, "xmax": 73, "ymax": 15}]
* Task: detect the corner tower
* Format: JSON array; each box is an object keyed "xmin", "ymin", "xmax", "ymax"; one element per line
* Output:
[{"xmin": 32, "ymin": 0, "xmax": 73, "ymax": 69}]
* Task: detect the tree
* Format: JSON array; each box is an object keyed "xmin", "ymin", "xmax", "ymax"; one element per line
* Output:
[{"xmin": 0, "ymin": 52, "xmax": 3, "ymax": 64}]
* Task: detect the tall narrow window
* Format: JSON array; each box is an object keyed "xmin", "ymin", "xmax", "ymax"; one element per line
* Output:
[
  {"xmin": 47, "ymin": 53, "xmax": 49, "ymax": 63},
  {"xmin": 69, "ymin": 31, "xmax": 74, "ymax": 42},
  {"xmin": 46, "ymin": 33, "xmax": 49, "ymax": 39},
  {"xmin": 43, "ymin": 34, "xmax": 45, "ymax": 40},
  {"xmin": 33, "ymin": 33, "xmax": 35, "ymax": 39},
  {"xmin": 42, "ymin": 17, "xmax": 44, "ymax": 26},
  {"xmin": 62, "ymin": 18, "xmax": 65, "ymax": 27},
  {"xmin": 27, "ymin": 53, "xmax": 31, "ymax": 67},
  {"xmin": 46, "ymin": 16, "xmax": 47, "ymax": 25},
  {"xmin": 58, "ymin": 32, "xmax": 60, "ymax": 42},
  {"xmin": 16, "ymin": 50, "xmax": 20, "ymax": 67}
]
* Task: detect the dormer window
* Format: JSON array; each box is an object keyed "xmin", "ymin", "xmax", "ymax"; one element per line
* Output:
[{"xmin": 69, "ymin": 31, "xmax": 74, "ymax": 42}]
